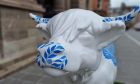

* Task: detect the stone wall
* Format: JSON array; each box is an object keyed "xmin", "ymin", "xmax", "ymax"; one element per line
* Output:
[
  {"xmin": 0, "ymin": 7, "xmax": 43, "ymax": 59},
  {"xmin": 0, "ymin": 0, "xmax": 45, "ymax": 59},
  {"xmin": 0, "ymin": 0, "xmax": 45, "ymax": 78}
]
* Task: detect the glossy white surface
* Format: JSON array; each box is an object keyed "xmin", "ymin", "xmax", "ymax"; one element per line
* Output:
[{"xmin": 29, "ymin": 8, "xmax": 140, "ymax": 84}]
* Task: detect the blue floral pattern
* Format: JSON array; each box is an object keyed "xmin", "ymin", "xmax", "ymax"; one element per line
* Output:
[
  {"xmin": 30, "ymin": 13, "xmax": 49, "ymax": 23},
  {"xmin": 36, "ymin": 42, "xmax": 68, "ymax": 69},
  {"xmin": 102, "ymin": 6, "xmax": 140, "ymax": 22},
  {"xmin": 102, "ymin": 43, "xmax": 117, "ymax": 66}
]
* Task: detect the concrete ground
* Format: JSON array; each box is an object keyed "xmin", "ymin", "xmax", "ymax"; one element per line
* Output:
[
  {"xmin": 0, "ymin": 64, "xmax": 75, "ymax": 84},
  {"xmin": 0, "ymin": 29, "xmax": 140, "ymax": 84},
  {"xmin": 116, "ymin": 30, "xmax": 140, "ymax": 84}
]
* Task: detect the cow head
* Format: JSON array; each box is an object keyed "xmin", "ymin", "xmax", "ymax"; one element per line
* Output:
[{"xmin": 29, "ymin": 6, "xmax": 140, "ymax": 77}]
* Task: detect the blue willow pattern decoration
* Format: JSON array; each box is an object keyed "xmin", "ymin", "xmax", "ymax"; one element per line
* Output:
[
  {"xmin": 102, "ymin": 43, "xmax": 117, "ymax": 66},
  {"xmin": 29, "ymin": 13, "xmax": 49, "ymax": 23},
  {"xmin": 36, "ymin": 42, "xmax": 68, "ymax": 69},
  {"xmin": 102, "ymin": 6, "xmax": 140, "ymax": 22}
]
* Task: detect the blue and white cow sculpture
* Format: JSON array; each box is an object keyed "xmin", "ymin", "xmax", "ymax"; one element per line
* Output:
[{"xmin": 29, "ymin": 6, "xmax": 140, "ymax": 84}]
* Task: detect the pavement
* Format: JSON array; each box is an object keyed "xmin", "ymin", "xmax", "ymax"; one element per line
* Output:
[
  {"xmin": 116, "ymin": 29, "xmax": 140, "ymax": 84},
  {"xmin": 0, "ymin": 64, "xmax": 75, "ymax": 84},
  {"xmin": 0, "ymin": 29, "xmax": 140, "ymax": 84}
]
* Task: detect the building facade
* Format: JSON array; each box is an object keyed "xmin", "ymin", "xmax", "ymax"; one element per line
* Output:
[
  {"xmin": 0, "ymin": 0, "xmax": 45, "ymax": 78},
  {"xmin": 38, "ymin": 0, "xmax": 110, "ymax": 17}
]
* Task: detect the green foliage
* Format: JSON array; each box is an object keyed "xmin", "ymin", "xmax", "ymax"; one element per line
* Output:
[{"xmin": 114, "ymin": 81, "xmax": 125, "ymax": 84}]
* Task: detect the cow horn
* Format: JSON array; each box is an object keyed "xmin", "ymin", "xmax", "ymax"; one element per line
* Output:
[
  {"xmin": 29, "ymin": 13, "xmax": 50, "ymax": 24},
  {"xmin": 103, "ymin": 6, "xmax": 140, "ymax": 22}
]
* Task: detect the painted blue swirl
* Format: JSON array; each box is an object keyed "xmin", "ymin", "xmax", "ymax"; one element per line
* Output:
[
  {"xmin": 102, "ymin": 43, "xmax": 117, "ymax": 66},
  {"xmin": 36, "ymin": 42, "xmax": 68, "ymax": 69}
]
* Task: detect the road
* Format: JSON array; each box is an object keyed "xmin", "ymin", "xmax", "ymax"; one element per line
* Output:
[
  {"xmin": 116, "ymin": 30, "xmax": 140, "ymax": 84},
  {"xmin": 0, "ymin": 29, "xmax": 140, "ymax": 84}
]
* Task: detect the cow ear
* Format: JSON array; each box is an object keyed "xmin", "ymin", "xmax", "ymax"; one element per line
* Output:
[
  {"xmin": 97, "ymin": 21, "xmax": 126, "ymax": 50},
  {"xmin": 102, "ymin": 21, "xmax": 126, "ymax": 32},
  {"xmin": 109, "ymin": 21, "xmax": 126, "ymax": 30}
]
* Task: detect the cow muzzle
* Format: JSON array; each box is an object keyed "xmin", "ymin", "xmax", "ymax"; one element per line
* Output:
[{"xmin": 36, "ymin": 42, "xmax": 68, "ymax": 70}]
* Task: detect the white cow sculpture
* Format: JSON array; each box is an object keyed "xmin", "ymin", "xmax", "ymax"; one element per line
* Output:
[{"xmin": 29, "ymin": 7, "xmax": 140, "ymax": 84}]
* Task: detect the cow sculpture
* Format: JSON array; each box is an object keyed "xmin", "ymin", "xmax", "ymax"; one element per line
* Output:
[{"xmin": 29, "ymin": 6, "xmax": 140, "ymax": 84}]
